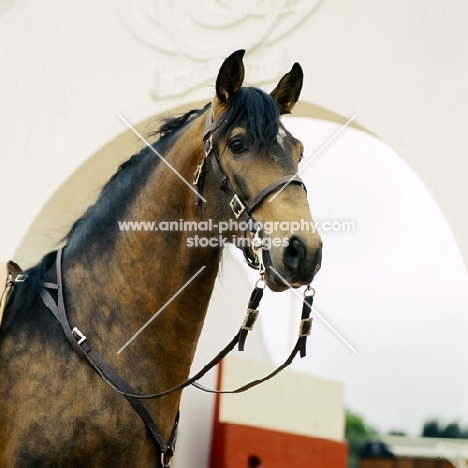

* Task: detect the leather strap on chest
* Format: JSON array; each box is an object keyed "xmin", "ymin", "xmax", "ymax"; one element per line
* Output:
[{"xmin": 39, "ymin": 249, "xmax": 178, "ymax": 468}]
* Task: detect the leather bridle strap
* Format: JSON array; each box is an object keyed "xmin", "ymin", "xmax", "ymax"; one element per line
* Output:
[
  {"xmin": 204, "ymin": 107, "xmax": 306, "ymax": 221},
  {"xmin": 246, "ymin": 175, "xmax": 305, "ymax": 214},
  {"xmin": 209, "ymin": 150, "xmax": 305, "ymax": 224},
  {"xmin": 95, "ymin": 283, "xmax": 314, "ymax": 400},
  {"xmin": 192, "ymin": 293, "xmax": 314, "ymax": 394},
  {"xmin": 101, "ymin": 290, "xmax": 265, "ymax": 400},
  {"xmin": 38, "ymin": 249, "xmax": 314, "ymax": 458},
  {"xmin": 194, "ymin": 107, "xmax": 306, "ymax": 268},
  {"xmin": 39, "ymin": 249, "xmax": 177, "ymax": 468},
  {"xmin": 39, "ymin": 248, "xmax": 265, "ymax": 403}
]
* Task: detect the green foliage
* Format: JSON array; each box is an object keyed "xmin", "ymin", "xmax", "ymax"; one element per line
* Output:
[
  {"xmin": 440, "ymin": 423, "xmax": 461, "ymax": 439},
  {"xmin": 422, "ymin": 420, "xmax": 440, "ymax": 437},
  {"xmin": 345, "ymin": 414, "xmax": 468, "ymax": 468},
  {"xmin": 345, "ymin": 410, "xmax": 378, "ymax": 468},
  {"xmin": 422, "ymin": 419, "xmax": 468, "ymax": 439}
]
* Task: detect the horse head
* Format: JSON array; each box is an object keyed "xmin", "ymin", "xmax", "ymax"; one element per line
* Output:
[{"xmin": 200, "ymin": 50, "xmax": 323, "ymax": 292}]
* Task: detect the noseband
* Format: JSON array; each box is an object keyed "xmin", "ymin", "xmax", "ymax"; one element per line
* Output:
[{"xmin": 193, "ymin": 108, "xmax": 306, "ymax": 269}]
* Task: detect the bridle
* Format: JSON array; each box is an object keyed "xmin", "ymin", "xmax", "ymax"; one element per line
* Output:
[
  {"xmin": 193, "ymin": 107, "xmax": 307, "ymax": 270},
  {"xmin": 30, "ymin": 107, "xmax": 316, "ymax": 468}
]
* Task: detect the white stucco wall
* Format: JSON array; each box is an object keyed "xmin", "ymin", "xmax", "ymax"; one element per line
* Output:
[
  {"xmin": 1, "ymin": 1, "xmax": 467, "ymax": 467},
  {"xmin": 1, "ymin": 1, "xmax": 467, "ymax": 269},
  {"xmin": 219, "ymin": 356, "xmax": 344, "ymax": 441}
]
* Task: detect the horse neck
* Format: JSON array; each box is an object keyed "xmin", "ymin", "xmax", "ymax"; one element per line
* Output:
[{"xmin": 62, "ymin": 112, "xmax": 220, "ymax": 438}]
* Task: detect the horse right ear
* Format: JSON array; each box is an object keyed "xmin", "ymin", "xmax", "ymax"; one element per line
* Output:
[
  {"xmin": 270, "ymin": 63, "xmax": 304, "ymax": 114},
  {"xmin": 216, "ymin": 49, "xmax": 245, "ymax": 103}
]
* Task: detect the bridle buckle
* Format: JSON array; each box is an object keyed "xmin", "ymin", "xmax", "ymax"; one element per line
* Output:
[
  {"xmin": 299, "ymin": 317, "xmax": 313, "ymax": 338},
  {"xmin": 193, "ymin": 164, "xmax": 203, "ymax": 185},
  {"xmin": 251, "ymin": 228, "xmax": 265, "ymax": 275},
  {"xmin": 229, "ymin": 194, "xmax": 246, "ymax": 219},
  {"xmin": 204, "ymin": 134, "xmax": 213, "ymax": 158},
  {"xmin": 161, "ymin": 453, "xmax": 172, "ymax": 468},
  {"xmin": 241, "ymin": 308, "xmax": 259, "ymax": 331},
  {"xmin": 72, "ymin": 327, "xmax": 87, "ymax": 345}
]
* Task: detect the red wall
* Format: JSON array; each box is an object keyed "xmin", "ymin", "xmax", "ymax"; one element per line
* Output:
[
  {"xmin": 360, "ymin": 458, "xmax": 453, "ymax": 468},
  {"xmin": 210, "ymin": 422, "xmax": 348, "ymax": 468}
]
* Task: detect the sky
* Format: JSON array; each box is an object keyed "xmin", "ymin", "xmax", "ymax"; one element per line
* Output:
[{"xmin": 219, "ymin": 116, "xmax": 468, "ymax": 436}]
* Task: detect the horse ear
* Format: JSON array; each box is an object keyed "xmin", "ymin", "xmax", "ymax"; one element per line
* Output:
[
  {"xmin": 216, "ymin": 49, "xmax": 246, "ymax": 103},
  {"xmin": 270, "ymin": 63, "xmax": 303, "ymax": 114}
]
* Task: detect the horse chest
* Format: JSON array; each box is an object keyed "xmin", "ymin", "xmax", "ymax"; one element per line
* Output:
[{"xmin": 0, "ymin": 299, "xmax": 160, "ymax": 468}]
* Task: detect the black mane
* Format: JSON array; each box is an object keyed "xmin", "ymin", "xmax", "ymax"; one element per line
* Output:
[
  {"xmin": 156, "ymin": 103, "xmax": 211, "ymax": 139},
  {"xmin": 3, "ymin": 104, "xmax": 209, "ymax": 328},
  {"xmin": 64, "ymin": 104, "xmax": 211, "ymax": 252}
]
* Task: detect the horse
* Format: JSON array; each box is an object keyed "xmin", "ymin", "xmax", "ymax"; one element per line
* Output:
[{"xmin": 0, "ymin": 50, "xmax": 322, "ymax": 468}]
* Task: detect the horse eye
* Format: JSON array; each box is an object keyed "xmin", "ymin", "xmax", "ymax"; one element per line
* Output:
[{"xmin": 229, "ymin": 138, "xmax": 246, "ymax": 154}]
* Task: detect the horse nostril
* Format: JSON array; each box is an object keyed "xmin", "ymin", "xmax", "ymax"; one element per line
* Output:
[
  {"xmin": 283, "ymin": 237, "xmax": 305, "ymax": 273},
  {"xmin": 313, "ymin": 244, "xmax": 323, "ymax": 275}
]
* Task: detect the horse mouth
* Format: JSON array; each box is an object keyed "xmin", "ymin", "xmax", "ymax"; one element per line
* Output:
[{"xmin": 261, "ymin": 248, "xmax": 304, "ymax": 292}]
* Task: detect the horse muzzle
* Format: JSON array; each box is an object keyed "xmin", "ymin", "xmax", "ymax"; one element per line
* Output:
[{"xmin": 261, "ymin": 235, "xmax": 322, "ymax": 292}]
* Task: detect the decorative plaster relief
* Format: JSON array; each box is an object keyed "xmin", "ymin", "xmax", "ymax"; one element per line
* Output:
[{"xmin": 118, "ymin": 0, "xmax": 322, "ymax": 98}]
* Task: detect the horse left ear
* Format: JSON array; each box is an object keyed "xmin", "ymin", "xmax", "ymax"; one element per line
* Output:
[
  {"xmin": 216, "ymin": 49, "xmax": 245, "ymax": 103},
  {"xmin": 270, "ymin": 63, "xmax": 303, "ymax": 114}
]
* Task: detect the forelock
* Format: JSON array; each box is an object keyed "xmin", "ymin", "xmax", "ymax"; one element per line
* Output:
[{"xmin": 216, "ymin": 87, "xmax": 280, "ymax": 153}]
